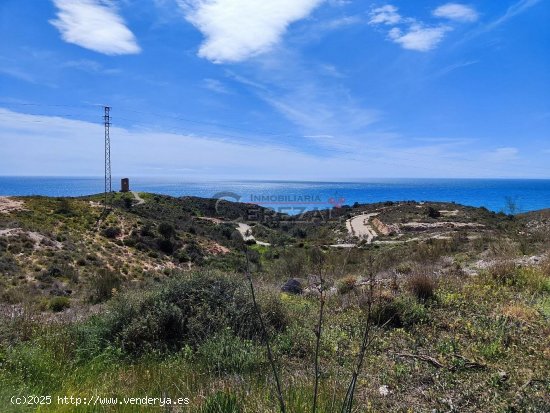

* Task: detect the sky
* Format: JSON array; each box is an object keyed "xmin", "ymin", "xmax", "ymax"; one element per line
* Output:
[{"xmin": 0, "ymin": 0, "xmax": 549, "ymax": 180}]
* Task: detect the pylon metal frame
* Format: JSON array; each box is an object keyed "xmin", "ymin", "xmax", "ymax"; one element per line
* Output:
[{"xmin": 104, "ymin": 106, "xmax": 112, "ymax": 209}]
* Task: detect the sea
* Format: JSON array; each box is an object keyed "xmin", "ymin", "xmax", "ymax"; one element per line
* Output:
[{"xmin": 1, "ymin": 177, "xmax": 549, "ymax": 215}]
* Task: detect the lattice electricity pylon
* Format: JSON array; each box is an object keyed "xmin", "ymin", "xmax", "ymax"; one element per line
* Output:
[{"xmin": 104, "ymin": 106, "xmax": 112, "ymax": 209}]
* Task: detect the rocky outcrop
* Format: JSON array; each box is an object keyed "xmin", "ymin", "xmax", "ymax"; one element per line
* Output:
[
  {"xmin": 372, "ymin": 218, "xmax": 399, "ymax": 235},
  {"xmin": 400, "ymin": 222, "xmax": 485, "ymax": 231},
  {"xmin": 281, "ymin": 278, "xmax": 304, "ymax": 295}
]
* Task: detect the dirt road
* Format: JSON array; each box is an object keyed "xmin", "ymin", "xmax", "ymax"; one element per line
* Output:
[
  {"xmin": 346, "ymin": 213, "xmax": 379, "ymax": 244},
  {"xmin": 236, "ymin": 223, "xmax": 271, "ymax": 246}
]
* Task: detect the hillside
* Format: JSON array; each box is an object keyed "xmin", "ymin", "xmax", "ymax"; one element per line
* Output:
[{"xmin": 0, "ymin": 193, "xmax": 549, "ymax": 412}]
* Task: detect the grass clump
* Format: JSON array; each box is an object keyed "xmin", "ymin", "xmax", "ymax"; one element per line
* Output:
[
  {"xmin": 336, "ymin": 276, "xmax": 357, "ymax": 295},
  {"xmin": 48, "ymin": 296, "xmax": 70, "ymax": 312},
  {"xmin": 407, "ymin": 273, "xmax": 437, "ymax": 301},
  {"xmin": 200, "ymin": 391, "xmax": 242, "ymax": 413},
  {"xmin": 196, "ymin": 329, "xmax": 263, "ymax": 373}
]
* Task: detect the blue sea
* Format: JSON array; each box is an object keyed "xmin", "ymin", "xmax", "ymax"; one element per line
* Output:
[{"xmin": 1, "ymin": 177, "xmax": 549, "ymax": 215}]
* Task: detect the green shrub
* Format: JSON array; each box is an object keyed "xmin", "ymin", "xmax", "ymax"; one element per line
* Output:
[
  {"xmin": 158, "ymin": 222, "xmax": 176, "ymax": 239},
  {"xmin": 371, "ymin": 295, "xmax": 427, "ymax": 328},
  {"xmin": 89, "ymin": 271, "xmax": 287, "ymax": 355},
  {"xmin": 90, "ymin": 269, "xmax": 121, "ymax": 303},
  {"xmin": 426, "ymin": 206, "xmax": 441, "ymax": 219},
  {"xmin": 336, "ymin": 276, "xmax": 357, "ymax": 295},
  {"xmin": 55, "ymin": 198, "xmax": 73, "ymax": 215},
  {"xmin": 49, "ymin": 296, "xmax": 70, "ymax": 312},
  {"xmin": 184, "ymin": 240, "xmax": 204, "ymax": 263},
  {"xmin": 157, "ymin": 238, "xmax": 175, "ymax": 254},
  {"xmin": 102, "ymin": 227, "xmax": 121, "ymax": 239},
  {"xmin": 487, "ymin": 262, "xmax": 549, "ymax": 292},
  {"xmin": 515, "ymin": 267, "xmax": 550, "ymax": 293},
  {"xmin": 395, "ymin": 262, "xmax": 413, "ymax": 274}
]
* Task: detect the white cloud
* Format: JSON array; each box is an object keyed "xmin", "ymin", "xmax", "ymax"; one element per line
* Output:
[
  {"xmin": 369, "ymin": 5, "xmax": 401, "ymax": 25},
  {"xmin": 487, "ymin": 147, "xmax": 519, "ymax": 162},
  {"xmin": 433, "ymin": 3, "xmax": 479, "ymax": 22},
  {"xmin": 50, "ymin": 0, "xmax": 141, "ymax": 55},
  {"xmin": 388, "ymin": 25, "xmax": 450, "ymax": 52},
  {"xmin": 1, "ymin": 108, "xmax": 546, "ymax": 179},
  {"xmin": 62, "ymin": 59, "xmax": 121, "ymax": 75},
  {"xmin": 322, "ymin": 15, "xmax": 362, "ymax": 30},
  {"xmin": 0, "ymin": 107, "xmax": 367, "ymax": 180},
  {"xmin": 178, "ymin": 0, "xmax": 324, "ymax": 63}
]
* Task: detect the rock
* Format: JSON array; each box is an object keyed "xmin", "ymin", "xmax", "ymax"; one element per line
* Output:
[
  {"xmin": 281, "ymin": 278, "xmax": 304, "ymax": 295},
  {"xmin": 378, "ymin": 385, "xmax": 390, "ymax": 396},
  {"xmin": 497, "ymin": 370, "xmax": 509, "ymax": 383}
]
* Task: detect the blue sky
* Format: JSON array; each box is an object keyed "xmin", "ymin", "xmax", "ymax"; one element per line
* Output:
[{"xmin": 0, "ymin": 0, "xmax": 548, "ymax": 180}]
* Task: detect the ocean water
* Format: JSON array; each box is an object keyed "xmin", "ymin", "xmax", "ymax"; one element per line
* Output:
[{"xmin": 1, "ymin": 176, "xmax": 549, "ymax": 215}]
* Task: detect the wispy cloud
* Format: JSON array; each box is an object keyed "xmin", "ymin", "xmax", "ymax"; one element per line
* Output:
[
  {"xmin": 434, "ymin": 60, "xmax": 478, "ymax": 77},
  {"xmin": 321, "ymin": 15, "xmax": 363, "ymax": 30},
  {"xmin": 62, "ymin": 59, "xmax": 121, "ymax": 75},
  {"xmin": 178, "ymin": 0, "xmax": 324, "ymax": 63},
  {"xmin": 433, "ymin": 3, "xmax": 479, "ymax": 22},
  {"xmin": 484, "ymin": 0, "xmax": 542, "ymax": 31},
  {"xmin": 388, "ymin": 25, "xmax": 451, "ymax": 52},
  {"xmin": 203, "ymin": 78, "xmax": 230, "ymax": 94},
  {"xmin": 487, "ymin": 147, "xmax": 519, "ymax": 162},
  {"xmin": 50, "ymin": 0, "xmax": 141, "ymax": 55},
  {"xmin": 1, "ymin": 108, "xmax": 546, "ymax": 179},
  {"xmin": 0, "ymin": 67, "xmax": 39, "ymax": 84}
]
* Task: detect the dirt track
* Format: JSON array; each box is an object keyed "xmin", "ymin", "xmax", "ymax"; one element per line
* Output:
[{"xmin": 346, "ymin": 213, "xmax": 379, "ymax": 244}]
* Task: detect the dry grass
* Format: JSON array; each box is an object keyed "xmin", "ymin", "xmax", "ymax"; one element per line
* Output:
[
  {"xmin": 487, "ymin": 260, "xmax": 517, "ymax": 284},
  {"xmin": 406, "ymin": 272, "xmax": 436, "ymax": 301},
  {"xmin": 501, "ymin": 303, "xmax": 538, "ymax": 323}
]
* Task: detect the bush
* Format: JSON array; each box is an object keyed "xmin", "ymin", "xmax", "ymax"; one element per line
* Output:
[
  {"xmin": 123, "ymin": 197, "xmax": 133, "ymax": 210},
  {"xmin": 396, "ymin": 262, "xmax": 413, "ymax": 275},
  {"xmin": 55, "ymin": 198, "xmax": 73, "ymax": 215},
  {"xmin": 90, "ymin": 271, "xmax": 287, "ymax": 354},
  {"xmin": 407, "ymin": 273, "xmax": 436, "ymax": 301},
  {"xmin": 90, "ymin": 269, "xmax": 121, "ymax": 303},
  {"xmin": 102, "ymin": 227, "xmax": 121, "ymax": 239},
  {"xmin": 140, "ymin": 223, "xmax": 154, "ymax": 237},
  {"xmin": 488, "ymin": 260, "xmax": 517, "ymax": 284},
  {"xmin": 158, "ymin": 222, "xmax": 176, "ymax": 239},
  {"xmin": 337, "ymin": 276, "xmax": 357, "ymax": 295},
  {"xmin": 184, "ymin": 241, "xmax": 204, "ymax": 263},
  {"xmin": 157, "ymin": 238, "xmax": 175, "ymax": 254},
  {"xmin": 370, "ymin": 295, "xmax": 427, "ymax": 328},
  {"xmin": 49, "ymin": 296, "xmax": 70, "ymax": 312},
  {"xmin": 426, "ymin": 206, "xmax": 441, "ymax": 219}
]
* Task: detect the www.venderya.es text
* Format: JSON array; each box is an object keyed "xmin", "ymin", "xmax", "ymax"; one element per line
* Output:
[{"xmin": 10, "ymin": 395, "xmax": 190, "ymax": 407}]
